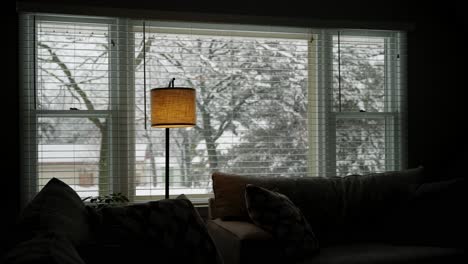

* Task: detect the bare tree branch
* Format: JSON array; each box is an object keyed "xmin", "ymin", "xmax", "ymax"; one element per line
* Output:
[
  {"xmin": 76, "ymin": 48, "xmax": 108, "ymax": 69},
  {"xmin": 38, "ymin": 41, "xmax": 103, "ymax": 130}
]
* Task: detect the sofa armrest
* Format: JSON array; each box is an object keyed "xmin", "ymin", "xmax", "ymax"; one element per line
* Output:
[
  {"xmin": 208, "ymin": 198, "xmax": 218, "ymax": 220},
  {"xmin": 207, "ymin": 219, "xmax": 280, "ymax": 264}
]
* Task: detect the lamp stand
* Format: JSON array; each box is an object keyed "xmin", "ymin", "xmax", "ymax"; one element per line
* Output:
[
  {"xmin": 165, "ymin": 127, "xmax": 170, "ymax": 199},
  {"xmin": 151, "ymin": 78, "xmax": 196, "ymax": 200}
]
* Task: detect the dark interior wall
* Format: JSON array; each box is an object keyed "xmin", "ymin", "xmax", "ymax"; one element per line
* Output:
[
  {"xmin": 5, "ymin": 9, "xmax": 19, "ymax": 255},
  {"xmin": 16, "ymin": 0, "xmax": 413, "ymax": 22},
  {"xmin": 406, "ymin": 2, "xmax": 467, "ymax": 180},
  {"xmin": 7, "ymin": 0, "xmax": 466, "ymax": 252}
]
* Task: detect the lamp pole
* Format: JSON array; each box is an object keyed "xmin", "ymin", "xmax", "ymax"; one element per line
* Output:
[
  {"xmin": 151, "ymin": 78, "xmax": 195, "ymax": 200},
  {"xmin": 165, "ymin": 127, "xmax": 169, "ymax": 199},
  {"xmin": 165, "ymin": 78, "xmax": 175, "ymax": 199}
]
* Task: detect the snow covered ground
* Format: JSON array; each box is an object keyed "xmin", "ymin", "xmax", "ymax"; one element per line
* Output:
[{"xmin": 69, "ymin": 184, "xmax": 211, "ymax": 198}]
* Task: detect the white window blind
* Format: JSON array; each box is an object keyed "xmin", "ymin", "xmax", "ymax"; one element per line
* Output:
[
  {"xmin": 133, "ymin": 22, "xmax": 313, "ymax": 199},
  {"xmin": 20, "ymin": 13, "xmax": 406, "ymax": 203},
  {"xmin": 328, "ymin": 31, "xmax": 405, "ymax": 176}
]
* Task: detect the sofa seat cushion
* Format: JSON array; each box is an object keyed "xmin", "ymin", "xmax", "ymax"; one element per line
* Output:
[
  {"xmin": 206, "ymin": 219, "xmax": 277, "ymax": 264},
  {"xmin": 208, "ymin": 218, "xmax": 273, "ymax": 241},
  {"xmin": 297, "ymin": 243, "xmax": 467, "ymax": 264}
]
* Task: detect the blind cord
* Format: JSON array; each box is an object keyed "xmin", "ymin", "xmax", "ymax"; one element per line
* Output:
[
  {"xmin": 33, "ymin": 15, "xmax": 37, "ymax": 110},
  {"xmin": 143, "ymin": 21, "xmax": 147, "ymax": 130}
]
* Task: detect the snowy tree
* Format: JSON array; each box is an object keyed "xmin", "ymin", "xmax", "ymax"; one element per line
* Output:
[
  {"xmin": 36, "ymin": 22, "xmax": 111, "ymax": 192},
  {"xmin": 225, "ymin": 39, "xmax": 309, "ymax": 177},
  {"xmin": 333, "ymin": 35, "xmax": 387, "ymax": 176},
  {"xmin": 136, "ymin": 33, "xmax": 308, "ymax": 186},
  {"xmin": 36, "ymin": 20, "xmax": 391, "ymax": 196}
]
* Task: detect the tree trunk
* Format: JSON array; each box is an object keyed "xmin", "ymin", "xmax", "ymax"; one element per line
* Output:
[
  {"xmin": 201, "ymin": 111, "xmax": 219, "ymax": 170},
  {"xmin": 98, "ymin": 120, "xmax": 109, "ymax": 194},
  {"xmin": 182, "ymin": 132, "xmax": 192, "ymax": 187},
  {"xmin": 149, "ymin": 142, "xmax": 158, "ymax": 187}
]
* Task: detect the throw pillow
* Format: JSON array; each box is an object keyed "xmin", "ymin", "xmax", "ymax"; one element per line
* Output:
[
  {"xmin": 15, "ymin": 178, "xmax": 90, "ymax": 246},
  {"xmin": 212, "ymin": 171, "xmax": 329, "ymax": 221},
  {"xmin": 212, "ymin": 171, "xmax": 271, "ymax": 220},
  {"xmin": 80, "ymin": 195, "xmax": 222, "ymax": 264},
  {"xmin": 245, "ymin": 184, "xmax": 319, "ymax": 261},
  {"xmin": 3, "ymin": 232, "xmax": 85, "ymax": 264}
]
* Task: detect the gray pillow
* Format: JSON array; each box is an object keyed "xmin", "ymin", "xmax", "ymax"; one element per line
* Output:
[
  {"xmin": 245, "ymin": 184, "xmax": 319, "ymax": 261},
  {"xmin": 16, "ymin": 178, "xmax": 90, "ymax": 245}
]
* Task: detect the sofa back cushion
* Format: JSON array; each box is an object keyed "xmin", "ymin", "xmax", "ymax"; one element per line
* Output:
[
  {"xmin": 212, "ymin": 172, "xmax": 345, "ymax": 242},
  {"xmin": 338, "ymin": 167, "xmax": 425, "ymax": 241},
  {"xmin": 212, "ymin": 167, "xmax": 424, "ymax": 244},
  {"xmin": 382, "ymin": 176, "xmax": 468, "ymax": 248},
  {"xmin": 15, "ymin": 178, "xmax": 90, "ymax": 246}
]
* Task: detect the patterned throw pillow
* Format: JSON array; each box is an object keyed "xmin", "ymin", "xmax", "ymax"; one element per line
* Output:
[
  {"xmin": 81, "ymin": 194, "xmax": 222, "ymax": 264},
  {"xmin": 245, "ymin": 184, "xmax": 319, "ymax": 261},
  {"xmin": 16, "ymin": 178, "xmax": 90, "ymax": 246}
]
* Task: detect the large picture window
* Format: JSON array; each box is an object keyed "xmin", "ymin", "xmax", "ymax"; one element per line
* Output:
[{"xmin": 20, "ymin": 14, "xmax": 406, "ymax": 203}]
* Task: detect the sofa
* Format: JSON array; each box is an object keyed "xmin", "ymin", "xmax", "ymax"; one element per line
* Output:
[
  {"xmin": 207, "ymin": 167, "xmax": 467, "ymax": 264},
  {"xmin": 3, "ymin": 178, "xmax": 222, "ymax": 264}
]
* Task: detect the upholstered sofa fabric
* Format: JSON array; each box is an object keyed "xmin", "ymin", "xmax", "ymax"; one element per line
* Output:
[
  {"xmin": 208, "ymin": 167, "xmax": 467, "ymax": 264},
  {"xmin": 206, "ymin": 219, "xmax": 277, "ymax": 264},
  {"xmin": 295, "ymin": 243, "xmax": 467, "ymax": 264},
  {"xmin": 212, "ymin": 171, "xmax": 343, "ymax": 234},
  {"xmin": 212, "ymin": 167, "xmax": 424, "ymax": 244},
  {"xmin": 80, "ymin": 194, "xmax": 222, "ymax": 264},
  {"xmin": 3, "ymin": 232, "xmax": 86, "ymax": 264},
  {"xmin": 15, "ymin": 178, "xmax": 90, "ymax": 245},
  {"xmin": 382, "ymin": 176, "xmax": 468, "ymax": 248},
  {"xmin": 6, "ymin": 178, "xmax": 222, "ymax": 264},
  {"xmin": 245, "ymin": 184, "xmax": 319, "ymax": 261}
]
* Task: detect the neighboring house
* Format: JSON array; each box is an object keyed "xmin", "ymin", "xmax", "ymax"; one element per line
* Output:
[{"xmin": 38, "ymin": 144, "xmax": 171, "ymax": 195}]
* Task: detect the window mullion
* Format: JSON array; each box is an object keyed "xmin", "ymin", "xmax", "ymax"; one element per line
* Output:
[
  {"xmin": 307, "ymin": 35, "xmax": 318, "ymax": 177},
  {"xmin": 109, "ymin": 18, "xmax": 133, "ymax": 198},
  {"xmin": 20, "ymin": 14, "xmax": 37, "ymax": 205},
  {"xmin": 397, "ymin": 32, "xmax": 407, "ymax": 170},
  {"xmin": 123, "ymin": 18, "xmax": 136, "ymax": 200},
  {"xmin": 323, "ymin": 30, "xmax": 336, "ymax": 177},
  {"xmin": 385, "ymin": 34, "xmax": 395, "ymax": 171}
]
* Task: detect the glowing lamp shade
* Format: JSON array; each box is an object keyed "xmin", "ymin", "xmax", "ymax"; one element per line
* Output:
[{"xmin": 151, "ymin": 87, "xmax": 196, "ymax": 128}]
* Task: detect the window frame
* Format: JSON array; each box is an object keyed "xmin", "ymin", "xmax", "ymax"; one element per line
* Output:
[
  {"xmin": 22, "ymin": 14, "xmax": 122, "ymax": 201},
  {"xmin": 130, "ymin": 21, "xmax": 315, "ymax": 203},
  {"xmin": 21, "ymin": 14, "xmax": 405, "ymax": 204},
  {"xmin": 322, "ymin": 29, "xmax": 403, "ymax": 176}
]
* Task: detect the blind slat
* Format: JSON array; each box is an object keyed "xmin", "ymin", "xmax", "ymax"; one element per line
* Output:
[{"xmin": 20, "ymin": 14, "xmax": 406, "ymax": 202}]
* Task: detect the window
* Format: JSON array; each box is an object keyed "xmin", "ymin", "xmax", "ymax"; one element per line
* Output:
[
  {"xmin": 328, "ymin": 32, "xmax": 404, "ymax": 176},
  {"xmin": 133, "ymin": 23, "xmax": 311, "ymax": 199},
  {"xmin": 20, "ymin": 14, "xmax": 406, "ymax": 203}
]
